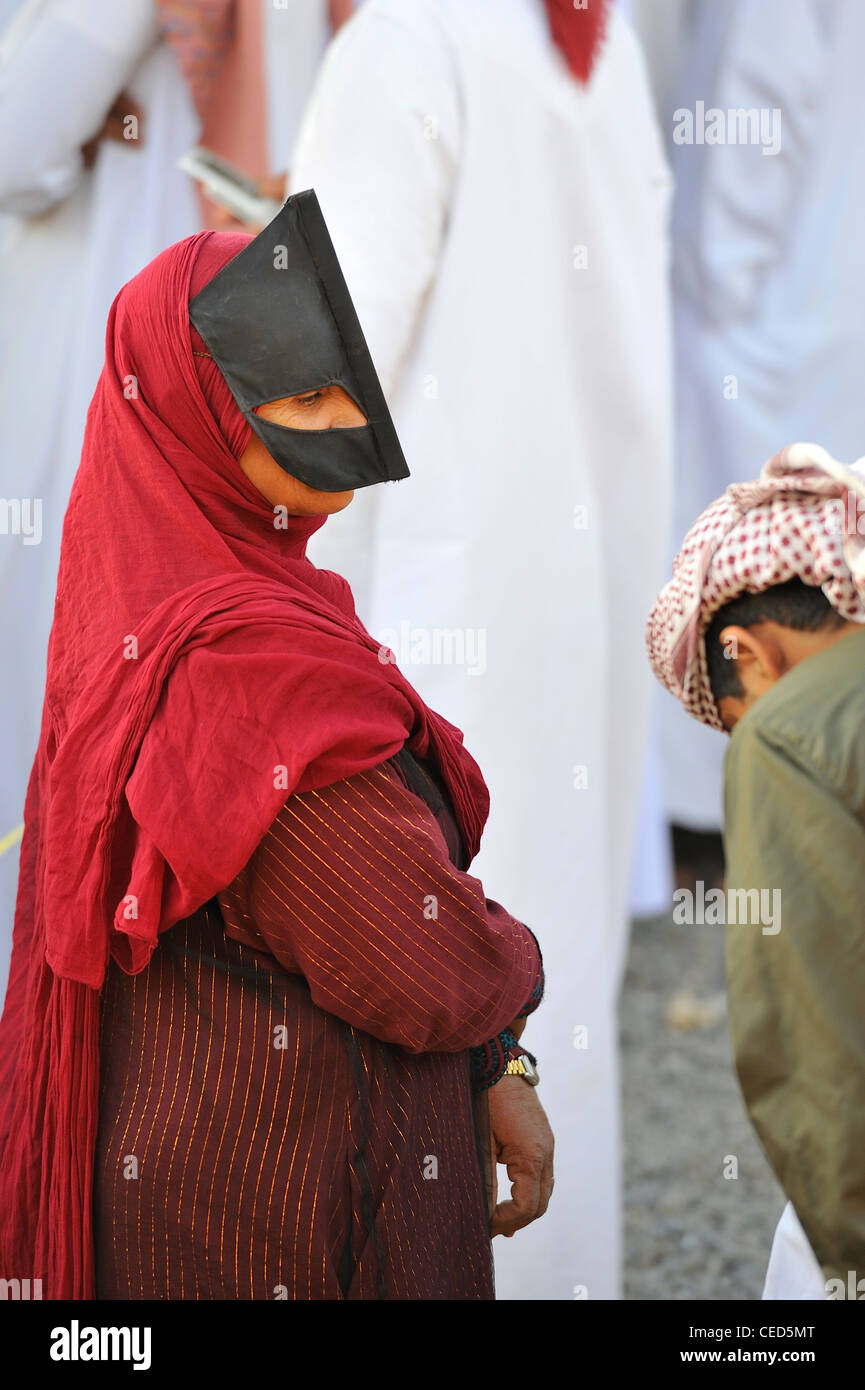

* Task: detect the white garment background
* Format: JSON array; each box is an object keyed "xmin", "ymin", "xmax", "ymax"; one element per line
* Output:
[
  {"xmin": 657, "ymin": 0, "xmax": 865, "ymax": 828},
  {"xmin": 762, "ymin": 1202, "xmax": 826, "ymax": 1301},
  {"xmin": 261, "ymin": 0, "xmax": 330, "ymax": 174},
  {"xmin": 292, "ymin": 0, "xmax": 672, "ymax": 1299},
  {"xmin": 0, "ymin": 0, "xmax": 201, "ymax": 996}
]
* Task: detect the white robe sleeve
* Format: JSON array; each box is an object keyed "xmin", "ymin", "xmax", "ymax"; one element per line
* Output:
[
  {"xmin": 0, "ymin": 0, "xmax": 158, "ymax": 215},
  {"xmin": 289, "ymin": 2, "xmax": 461, "ymax": 613}
]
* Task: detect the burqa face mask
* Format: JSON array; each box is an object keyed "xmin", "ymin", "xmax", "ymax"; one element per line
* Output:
[{"xmin": 188, "ymin": 189, "xmax": 410, "ymax": 492}]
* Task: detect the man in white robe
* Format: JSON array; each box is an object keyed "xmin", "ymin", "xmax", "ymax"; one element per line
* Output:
[
  {"xmin": 0, "ymin": 0, "xmax": 202, "ymax": 995},
  {"xmin": 291, "ymin": 0, "xmax": 672, "ymax": 1299},
  {"xmin": 658, "ymin": 0, "xmax": 865, "ymax": 835}
]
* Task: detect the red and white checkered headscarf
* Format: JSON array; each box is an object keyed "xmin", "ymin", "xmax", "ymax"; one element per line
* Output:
[{"xmin": 646, "ymin": 443, "xmax": 865, "ymax": 731}]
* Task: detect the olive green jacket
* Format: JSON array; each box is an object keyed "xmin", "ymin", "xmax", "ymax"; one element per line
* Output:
[{"xmin": 724, "ymin": 626, "xmax": 865, "ymax": 1289}]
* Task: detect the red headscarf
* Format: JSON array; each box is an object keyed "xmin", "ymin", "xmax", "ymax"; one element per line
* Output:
[{"xmin": 0, "ymin": 231, "xmax": 489, "ymax": 1298}]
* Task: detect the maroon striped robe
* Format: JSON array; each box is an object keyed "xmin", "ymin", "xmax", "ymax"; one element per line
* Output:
[{"xmin": 93, "ymin": 751, "xmax": 541, "ymax": 1299}]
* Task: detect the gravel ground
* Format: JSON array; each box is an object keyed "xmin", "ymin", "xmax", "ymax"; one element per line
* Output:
[{"xmin": 620, "ymin": 911, "xmax": 786, "ymax": 1300}]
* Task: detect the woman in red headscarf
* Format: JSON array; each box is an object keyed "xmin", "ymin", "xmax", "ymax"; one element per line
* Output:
[{"xmin": 0, "ymin": 224, "xmax": 551, "ymax": 1301}]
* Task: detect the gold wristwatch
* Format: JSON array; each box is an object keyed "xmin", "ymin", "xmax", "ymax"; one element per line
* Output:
[{"xmin": 504, "ymin": 1052, "xmax": 540, "ymax": 1086}]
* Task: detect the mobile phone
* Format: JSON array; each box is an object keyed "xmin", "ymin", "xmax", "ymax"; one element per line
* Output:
[{"xmin": 177, "ymin": 146, "xmax": 282, "ymax": 225}]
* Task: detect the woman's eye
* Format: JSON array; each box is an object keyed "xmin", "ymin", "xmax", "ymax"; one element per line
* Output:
[{"xmin": 296, "ymin": 391, "xmax": 324, "ymax": 407}]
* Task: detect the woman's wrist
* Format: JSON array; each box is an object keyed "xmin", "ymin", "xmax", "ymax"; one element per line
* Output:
[
  {"xmin": 470, "ymin": 1028, "xmax": 537, "ymax": 1091},
  {"xmin": 470, "ymin": 945, "xmax": 543, "ymax": 1090}
]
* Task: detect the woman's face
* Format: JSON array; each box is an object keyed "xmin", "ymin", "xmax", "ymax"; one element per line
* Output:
[{"xmin": 236, "ymin": 384, "xmax": 365, "ymax": 514}]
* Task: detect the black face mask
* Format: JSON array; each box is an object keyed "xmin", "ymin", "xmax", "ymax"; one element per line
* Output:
[{"xmin": 188, "ymin": 189, "xmax": 410, "ymax": 493}]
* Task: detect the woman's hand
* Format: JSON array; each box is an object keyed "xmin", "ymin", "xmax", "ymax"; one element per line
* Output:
[{"xmin": 488, "ymin": 1077, "xmax": 554, "ymax": 1237}]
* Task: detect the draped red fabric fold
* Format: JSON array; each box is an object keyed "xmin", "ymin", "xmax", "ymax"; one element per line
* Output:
[{"xmin": 0, "ymin": 231, "xmax": 489, "ymax": 1298}]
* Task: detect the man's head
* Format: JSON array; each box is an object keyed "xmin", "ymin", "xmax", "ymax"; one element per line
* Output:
[
  {"xmin": 703, "ymin": 577, "xmax": 857, "ymax": 731},
  {"xmin": 646, "ymin": 443, "xmax": 865, "ymax": 733}
]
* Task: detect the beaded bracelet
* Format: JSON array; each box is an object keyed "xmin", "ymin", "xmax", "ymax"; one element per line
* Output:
[
  {"xmin": 470, "ymin": 1027, "xmax": 516, "ymax": 1089},
  {"xmin": 515, "ymin": 970, "xmax": 544, "ymax": 1020}
]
